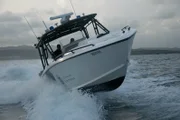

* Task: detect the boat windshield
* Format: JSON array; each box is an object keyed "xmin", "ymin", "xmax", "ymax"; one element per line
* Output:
[{"xmin": 35, "ymin": 13, "xmax": 110, "ymax": 69}]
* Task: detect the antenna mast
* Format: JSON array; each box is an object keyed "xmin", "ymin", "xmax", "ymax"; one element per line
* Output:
[
  {"xmin": 35, "ymin": 11, "xmax": 49, "ymax": 30},
  {"xmin": 24, "ymin": 16, "xmax": 38, "ymax": 40},
  {"xmin": 68, "ymin": 0, "xmax": 77, "ymax": 17}
]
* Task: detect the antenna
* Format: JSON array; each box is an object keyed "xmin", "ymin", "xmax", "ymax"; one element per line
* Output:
[
  {"xmin": 24, "ymin": 16, "xmax": 38, "ymax": 39},
  {"xmin": 35, "ymin": 11, "xmax": 49, "ymax": 30},
  {"xmin": 68, "ymin": 0, "xmax": 84, "ymax": 37},
  {"xmin": 68, "ymin": 0, "xmax": 77, "ymax": 17}
]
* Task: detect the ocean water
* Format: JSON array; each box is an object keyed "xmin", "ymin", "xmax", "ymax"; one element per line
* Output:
[{"xmin": 0, "ymin": 54, "xmax": 180, "ymax": 120}]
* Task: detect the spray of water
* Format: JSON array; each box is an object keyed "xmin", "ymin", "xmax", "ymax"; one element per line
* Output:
[{"xmin": 0, "ymin": 60, "xmax": 105, "ymax": 120}]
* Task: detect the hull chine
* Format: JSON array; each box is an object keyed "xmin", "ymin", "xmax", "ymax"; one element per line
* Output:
[{"xmin": 79, "ymin": 76, "xmax": 125, "ymax": 93}]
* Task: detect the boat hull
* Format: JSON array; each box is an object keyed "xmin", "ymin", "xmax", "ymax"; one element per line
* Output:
[
  {"xmin": 42, "ymin": 32, "xmax": 136, "ymax": 92},
  {"xmin": 80, "ymin": 76, "xmax": 125, "ymax": 93}
]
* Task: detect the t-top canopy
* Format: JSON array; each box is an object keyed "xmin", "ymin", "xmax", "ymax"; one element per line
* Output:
[{"xmin": 37, "ymin": 13, "xmax": 97, "ymax": 46}]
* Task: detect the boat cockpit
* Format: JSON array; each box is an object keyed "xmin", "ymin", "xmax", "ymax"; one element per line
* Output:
[{"xmin": 35, "ymin": 13, "xmax": 110, "ymax": 69}]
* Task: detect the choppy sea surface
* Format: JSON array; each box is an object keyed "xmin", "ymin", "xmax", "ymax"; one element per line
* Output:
[{"xmin": 0, "ymin": 54, "xmax": 179, "ymax": 120}]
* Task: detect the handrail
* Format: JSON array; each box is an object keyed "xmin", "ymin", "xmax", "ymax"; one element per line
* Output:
[
  {"xmin": 121, "ymin": 26, "xmax": 131, "ymax": 32},
  {"xmin": 70, "ymin": 44, "xmax": 95, "ymax": 53}
]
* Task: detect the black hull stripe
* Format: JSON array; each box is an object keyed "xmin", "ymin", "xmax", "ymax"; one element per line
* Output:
[{"xmin": 79, "ymin": 76, "xmax": 126, "ymax": 93}]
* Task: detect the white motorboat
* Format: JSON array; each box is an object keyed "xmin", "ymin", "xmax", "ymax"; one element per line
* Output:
[{"xmin": 35, "ymin": 13, "xmax": 137, "ymax": 92}]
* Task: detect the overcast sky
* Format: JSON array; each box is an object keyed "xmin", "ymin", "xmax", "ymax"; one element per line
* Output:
[{"xmin": 0, "ymin": 0, "xmax": 179, "ymax": 48}]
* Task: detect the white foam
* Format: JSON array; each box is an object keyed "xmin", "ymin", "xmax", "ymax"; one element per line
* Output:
[
  {"xmin": 24, "ymin": 81, "xmax": 104, "ymax": 120},
  {"xmin": 0, "ymin": 60, "xmax": 104, "ymax": 120}
]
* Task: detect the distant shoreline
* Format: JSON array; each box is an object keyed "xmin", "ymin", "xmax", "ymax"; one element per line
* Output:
[
  {"xmin": 0, "ymin": 46, "xmax": 180, "ymax": 60},
  {"xmin": 131, "ymin": 49, "xmax": 180, "ymax": 55}
]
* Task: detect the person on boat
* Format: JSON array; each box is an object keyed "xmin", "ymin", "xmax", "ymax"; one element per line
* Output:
[
  {"xmin": 70, "ymin": 38, "xmax": 75, "ymax": 43},
  {"xmin": 53, "ymin": 44, "xmax": 63, "ymax": 58}
]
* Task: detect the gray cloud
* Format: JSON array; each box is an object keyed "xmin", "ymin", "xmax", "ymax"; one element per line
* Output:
[
  {"xmin": 152, "ymin": 3, "xmax": 179, "ymax": 20},
  {"xmin": 151, "ymin": 0, "xmax": 180, "ymax": 4},
  {"xmin": 0, "ymin": 0, "xmax": 180, "ymax": 48},
  {"xmin": 154, "ymin": 9, "xmax": 176, "ymax": 20},
  {"xmin": 0, "ymin": 11, "xmax": 22, "ymax": 22},
  {"xmin": 0, "ymin": 0, "xmax": 3, "ymax": 10},
  {"xmin": 0, "ymin": 10, "xmax": 47, "ymax": 46}
]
